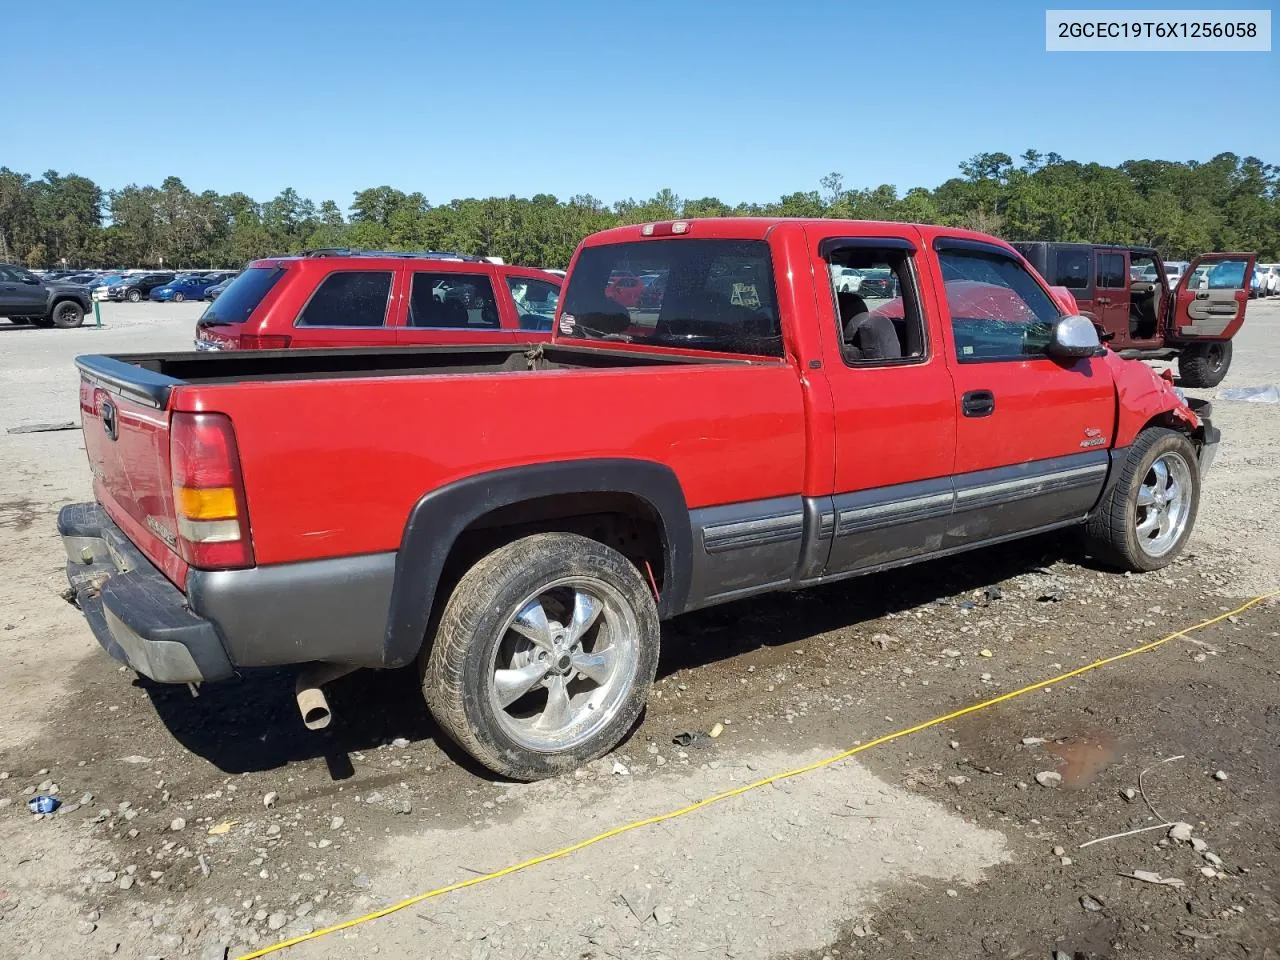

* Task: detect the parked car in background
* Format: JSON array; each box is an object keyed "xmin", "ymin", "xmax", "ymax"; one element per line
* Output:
[
  {"xmin": 1013, "ymin": 242, "xmax": 1255, "ymax": 387},
  {"xmin": 194, "ymin": 250, "xmax": 561, "ymax": 350},
  {"xmin": 150, "ymin": 275, "xmax": 221, "ymax": 302},
  {"xmin": 106, "ymin": 272, "xmax": 175, "ymax": 302},
  {"xmin": 92, "ymin": 274, "xmax": 129, "ymax": 300},
  {"xmin": 604, "ymin": 271, "xmax": 645, "ymax": 308},
  {"xmin": 204, "ymin": 275, "xmax": 238, "ymax": 300},
  {"xmin": 1258, "ymin": 263, "xmax": 1280, "ymax": 297},
  {"xmin": 0, "ymin": 263, "xmax": 93, "ymax": 327},
  {"xmin": 1249, "ymin": 267, "xmax": 1263, "ymax": 298},
  {"xmin": 1164, "ymin": 260, "xmax": 1190, "ymax": 287}
]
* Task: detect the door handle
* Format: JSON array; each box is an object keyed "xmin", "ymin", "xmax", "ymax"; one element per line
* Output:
[
  {"xmin": 962, "ymin": 390, "xmax": 995, "ymax": 418},
  {"xmin": 1096, "ymin": 297, "xmax": 1111, "ymax": 305}
]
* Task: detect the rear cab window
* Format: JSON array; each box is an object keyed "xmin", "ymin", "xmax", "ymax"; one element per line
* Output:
[
  {"xmin": 197, "ymin": 266, "xmax": 286, "ymax": 325},
  {"xmin": 559, "ymin": 239, "xmax": 783, "ymax": 357}
]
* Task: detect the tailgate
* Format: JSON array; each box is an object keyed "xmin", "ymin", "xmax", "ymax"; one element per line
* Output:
[{"xmin": 77, "ymin": 359, "xmax": 186, "ymax": 587}]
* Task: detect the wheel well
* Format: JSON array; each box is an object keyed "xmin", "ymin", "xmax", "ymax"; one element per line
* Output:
[{"xmin": 437, "ymin": 492, "xmax": 667, "ymax": 610}]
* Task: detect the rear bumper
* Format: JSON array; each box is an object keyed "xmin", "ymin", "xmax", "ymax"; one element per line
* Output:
[
  {"xmin": 58, "ymin": 503, "xmax": 234, "ymax": 683},
  {"xmin": 59, "ymin": 502, "xmax": 395, "ymax": 683}
]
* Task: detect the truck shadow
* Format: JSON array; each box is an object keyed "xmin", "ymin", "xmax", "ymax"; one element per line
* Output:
[{"xmin": 135, "ymin": 531, "xmax": 1084, "ymax": 780}]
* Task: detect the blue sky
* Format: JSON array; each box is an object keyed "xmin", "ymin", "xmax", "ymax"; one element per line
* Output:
[{"xmin": 12, "ymin": 0, "xmax": 1276, "ymax": 208}]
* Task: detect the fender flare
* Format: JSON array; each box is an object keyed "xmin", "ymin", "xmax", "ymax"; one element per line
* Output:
[{"xmin": 382, "ymin": 458, "xmax": 693, "ymax": 667}]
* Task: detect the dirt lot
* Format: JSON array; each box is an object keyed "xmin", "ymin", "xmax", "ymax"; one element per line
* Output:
[{"xmin": 1, "ymin": 301, "xmax": 1278, "ymax": 960}]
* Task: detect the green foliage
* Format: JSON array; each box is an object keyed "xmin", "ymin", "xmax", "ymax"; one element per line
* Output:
[{"xmin": 0, "ymin": 151, "xmax": 1275, "ymax": 268}]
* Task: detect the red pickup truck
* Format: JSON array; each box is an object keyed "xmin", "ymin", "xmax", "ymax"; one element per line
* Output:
[
  {"xmin": 194, "ymin": 250, "xmax": 561, "ymax": 351},
  {"xmin": 61, "ymin": 218, "xmax": 1217, "ymax": 780}
]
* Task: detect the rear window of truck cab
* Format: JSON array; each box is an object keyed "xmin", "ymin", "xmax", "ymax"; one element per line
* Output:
[{"xmin": 559, "ymin": 239, "xmax": 783, "ymax": 357}]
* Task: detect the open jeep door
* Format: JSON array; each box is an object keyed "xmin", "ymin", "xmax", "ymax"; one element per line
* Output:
[{"xmin": 1171, "ymin": 252, "xmax": 1256, "ymax": 342}]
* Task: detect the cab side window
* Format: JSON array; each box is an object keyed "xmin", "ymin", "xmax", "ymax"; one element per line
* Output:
[
  {"xmin": 1096, "ymin": 253, "xmax": 1126, "ymax": 289},
  {"xmin": 297, "ymin": 271, "xmax": 392, "ymax": 327},
  {"xmin": 409, "ymin": 272, "xmax": 500, "ymax": 329},
  {"xmin": 1051, "ymin": 249, "xmax": 1091, "ymax": 289},
  {"xmin": 824, "ymin": 244, "xmax": 927, "ymax": 366},
  {"xmin": 939, "ymin": 249, "xmax": 1060, "ymax": 362}
]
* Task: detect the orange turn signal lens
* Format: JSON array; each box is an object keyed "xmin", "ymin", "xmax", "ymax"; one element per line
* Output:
[{"xmin": 175, "ymin": 485, "xmax": 238, "ymax": 520}]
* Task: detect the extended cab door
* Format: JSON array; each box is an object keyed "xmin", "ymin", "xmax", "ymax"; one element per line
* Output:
[
  {"xmin": 1171, "ymin": 253, "xmax": 1256, "ymax": 341},
  {"xmin": 806, "ymin": 227, "xmax": 959, "ymax": 577},
  {"xmin": 933, "ymin": 237, "xmax": 1114, "ymax": 546}
]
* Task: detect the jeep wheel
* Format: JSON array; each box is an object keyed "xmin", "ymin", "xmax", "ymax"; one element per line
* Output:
[
  {"xmin": 126, "ymin": 288, "xmax": 142, "ymax": 303},
  {"xmin": 1178, "ymin": 341, "xmax": 1231, "ymax": 388},
  {"xmin": 51, "ymin": 300, "xmax": 85, "ymax": 329},
  {"xmin": 1084, "ymin": 427, "xmax": 1200, "ymax": 572},
  {"xmin": 423, "ymin": 533, "xmax": 660, "ymax": 780}
]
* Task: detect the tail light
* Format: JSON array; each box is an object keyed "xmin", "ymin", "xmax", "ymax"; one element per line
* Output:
[
  {"xmin": 240, "ymin": 334, "xmax": 292, "ymax": 350},
  {"xmin": 170, "ymin": 412, "xmax": 254, "ymax": 569}
]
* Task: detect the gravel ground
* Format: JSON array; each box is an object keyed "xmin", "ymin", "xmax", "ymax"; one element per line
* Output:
[{"xmin": 0, "ymin": 301, "xmax": 1277, "ymax": 960}]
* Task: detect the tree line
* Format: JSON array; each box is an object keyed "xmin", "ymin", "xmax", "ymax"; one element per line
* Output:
[{"xmin": 1, "ymin": 150, "xmax": 1276, "ymax": 270}]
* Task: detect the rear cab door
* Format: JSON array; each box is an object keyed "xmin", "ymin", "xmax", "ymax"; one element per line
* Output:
[
  {"xmin": 930, "ymin": 234, "xmax": 1116, "ymax": 546},
  {"xmin": 1171, "ymin": 252, "xmax": 1256, "ymax": 342},
  {"xmin": 802, "ymin": 223, "xmax": 959, "ymax": 577}
]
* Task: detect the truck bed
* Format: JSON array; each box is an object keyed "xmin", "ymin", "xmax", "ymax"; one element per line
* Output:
[{"xmin": 76, "ymin": 343, "xmax": 747, "ymax": 408}]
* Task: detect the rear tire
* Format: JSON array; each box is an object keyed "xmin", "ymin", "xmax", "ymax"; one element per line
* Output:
[
  {"xmin": 1084, "ymin": 427, "xmax": 1200, "ymax": 572},
  {"xmin": 1177, "ymin": 341, "xmax": 1231, "ymax": 388},
  {"xmin": 51, "ymin": 300, "xmax": 84, "ymax": 329},
  {"xmin": 423, "ymin": 533, "xmax": 660, "ymax": 781}
]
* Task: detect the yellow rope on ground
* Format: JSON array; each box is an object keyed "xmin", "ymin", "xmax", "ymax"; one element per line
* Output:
[{"xmin": 235, "ymin": 590, "xmax": 1278, "ymax": 959}]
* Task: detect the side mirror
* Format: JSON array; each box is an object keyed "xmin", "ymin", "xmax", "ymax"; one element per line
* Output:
[
  {"xmin": 23, "ymin": 276, "xmax": 41, "ymax": 285},
  {"xmin": 1049, "ymin": 314, "xmax": 1102, "ymax": 358}
]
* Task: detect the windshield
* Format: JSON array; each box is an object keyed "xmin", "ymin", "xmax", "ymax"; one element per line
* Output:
[
  {"xmin": 559, "ymin": 239, "xmax": 782, "ymax": 357},
  {"xmin": 197, "ymin": 266, "xmax": 285, "ymax": 325}
]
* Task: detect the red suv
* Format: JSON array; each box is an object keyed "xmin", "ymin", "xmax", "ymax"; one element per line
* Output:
[{"xmin": 194, "ymin": 250, "xmax": 561, "ymax": 351}]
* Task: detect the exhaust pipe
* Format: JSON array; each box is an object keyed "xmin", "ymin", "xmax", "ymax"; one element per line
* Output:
[{"xmin": 295, "ymin": 663, "xmax": 357, "ymax": 730}]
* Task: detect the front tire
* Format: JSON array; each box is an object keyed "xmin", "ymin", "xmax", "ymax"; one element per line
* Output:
[
  {"xmin": 126, "ymin": 289, "xmax": 141, "ymax": 303},
  {"xmin": 173, "ymin": 292, "xmax": 185, "ymax": 303},
  {"xmin": 423, "ymin": 533, "xmax": 660, "ymax": 780},
  {"xmin": 1084, "ymin": 427, "xmax": 1200, "ymax": 572},
  {"xmin": 1178, "ymin": 341, "xmax": 1232, "ymax": 388},
  {"xmin": 51, "ymin": 300, "xmax": 84, "ymax": 328}
]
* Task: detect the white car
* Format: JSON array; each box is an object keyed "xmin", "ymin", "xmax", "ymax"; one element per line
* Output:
[
  {"xmin": 1164, "ymin": 260, "xmax": 1190, "ymax": 288},
  {"xmin": 831, "ymin": 266, "xmax": 864, "ymax": 293},
  {"xmin": 1258, "ymin": 263, "xmax": 1280, "ymax": 297}
]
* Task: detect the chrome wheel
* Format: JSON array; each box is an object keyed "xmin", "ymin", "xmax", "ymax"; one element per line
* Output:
[
  {"xmin": 1135, "ymin": 452, "xmax": 1193, "ymax": 558},
  {"xmin": 488, "ymin": 577, "xmax": 639, "ymax": 753}
]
